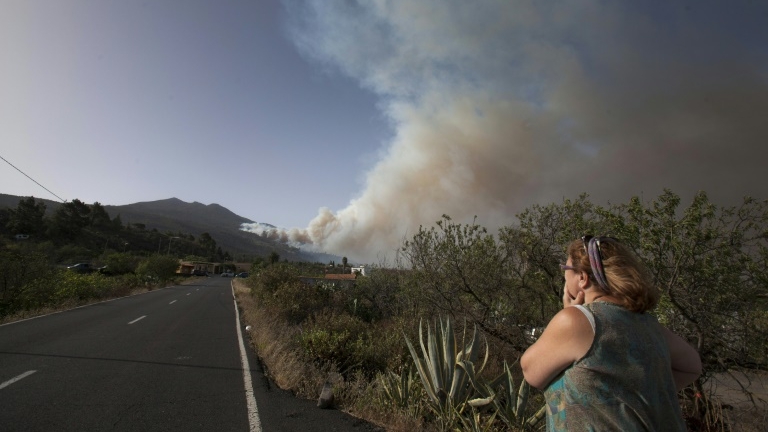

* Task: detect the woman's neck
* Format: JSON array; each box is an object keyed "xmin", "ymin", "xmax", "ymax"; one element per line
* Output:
[{"xmin": 584, "ymin": 290, "xmax": 621, "ymax": 305}]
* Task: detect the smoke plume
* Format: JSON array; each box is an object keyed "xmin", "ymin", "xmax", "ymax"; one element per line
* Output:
[{"xmin": 243, "ymin": 1, "xmax": 768, "ymax": 262}]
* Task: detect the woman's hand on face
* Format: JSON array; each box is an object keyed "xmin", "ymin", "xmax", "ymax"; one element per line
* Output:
[{"xmin": 563, "ymin": 286, "xmax": 585, "ymax": 308}]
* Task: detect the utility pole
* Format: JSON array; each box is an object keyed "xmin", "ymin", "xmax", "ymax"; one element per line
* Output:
[{"xmin": 167, "ymin": 236, "xmax": 180, "ymax": 255}]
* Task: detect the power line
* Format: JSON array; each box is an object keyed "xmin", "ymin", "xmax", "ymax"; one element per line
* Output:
[{"xmin": 0, "ymin": 154, "xmax": 67, "ymax": 202}]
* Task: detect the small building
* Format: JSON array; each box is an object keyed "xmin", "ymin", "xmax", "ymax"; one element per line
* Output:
[
  {"xmin": 177, "ymin": 260, "xmax": 221, "ymax": 275},
  {"xmin": 350, "ymin": 265, "xmax": 371, "ymax": 276}
]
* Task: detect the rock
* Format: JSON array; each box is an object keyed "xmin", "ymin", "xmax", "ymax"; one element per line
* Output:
[{"xmin": 317, "ymin": 381, "xmax": 334, "ymax": 409}]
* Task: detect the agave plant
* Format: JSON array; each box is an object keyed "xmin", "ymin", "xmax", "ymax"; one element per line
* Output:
[
  {"xmin": 404, "ymin": 317, "xmax": 488, "ymax": 416},
  {"xmin": 377, "ymin": 363, "xmax": 420, "ymax": 409},
  {"xmin": 456, "ymin": 404, "xmax": 498, "ymax": 432},
  {"xmin": 464, "ymin": 360, "xmax": 546, "ymax": 430}
]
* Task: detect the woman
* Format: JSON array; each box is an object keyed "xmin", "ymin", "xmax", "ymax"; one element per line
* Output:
[{"xmin": 521, "ymin": 236, "xmax": 701, "ymax": 431}]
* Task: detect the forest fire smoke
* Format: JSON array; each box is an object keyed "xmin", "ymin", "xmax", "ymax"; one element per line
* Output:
[{"xmin": 242, "ymin": 1, "xmax": 768, "ymax": 262}]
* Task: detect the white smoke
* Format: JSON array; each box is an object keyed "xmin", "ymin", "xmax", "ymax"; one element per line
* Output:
[{"xmin": 243, "ymin": 0, "xmax": 768, "ymax": 262}]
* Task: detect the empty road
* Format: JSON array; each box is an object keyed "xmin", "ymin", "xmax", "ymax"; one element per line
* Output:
[{"xmin": 0, "ymin": 276, "xmax": 381, "ymax": 431}]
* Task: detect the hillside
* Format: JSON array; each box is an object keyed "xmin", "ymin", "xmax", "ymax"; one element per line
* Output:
[
  {"xmin": 0, "ymin": 194, "xmax": 61, "ymax": 215},
  {"xmin": 104, "ymin": 198, "xmax": 315, "ymax": 261},
  {"xmin": 0, "ymin": 194, "xmax": 331, "ymax": 262}
]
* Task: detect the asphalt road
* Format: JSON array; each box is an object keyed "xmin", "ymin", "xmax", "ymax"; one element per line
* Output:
[{"xmin": 0, "ymin": 276, "xmax": 382, "ymax": 432}]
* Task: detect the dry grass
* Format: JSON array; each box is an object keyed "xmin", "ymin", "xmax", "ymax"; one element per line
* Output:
[{"xmin": 232, "ymin": 279, "xmax": 427, "ymax": 431}]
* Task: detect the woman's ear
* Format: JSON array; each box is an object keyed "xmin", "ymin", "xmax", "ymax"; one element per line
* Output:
[{"xmin": 578, "ymin": 272, "xmax": 590, "ymax": 290}]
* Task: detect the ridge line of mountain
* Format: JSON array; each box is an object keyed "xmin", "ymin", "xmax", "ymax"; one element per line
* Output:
[{"xmin": 0, "ymin": 193, "xmax": 337, "ymax": 262}]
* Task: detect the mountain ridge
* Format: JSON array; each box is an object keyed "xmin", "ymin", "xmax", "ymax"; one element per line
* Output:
[{"xmin": 0, "ymin": 193, "xmax": 331, "ymax": 262}]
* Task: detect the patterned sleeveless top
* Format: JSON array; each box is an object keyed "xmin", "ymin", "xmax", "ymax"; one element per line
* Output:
[{"xmin": 543, "ymin": 301, "xmax": 686, "ymax": 431}]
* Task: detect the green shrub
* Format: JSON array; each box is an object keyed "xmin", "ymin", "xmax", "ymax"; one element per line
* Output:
[
  {"xmin": 136, "ymin": 254, "xmax": 179, "ymax": 282},
  {"xmin": 102, "ymin": 252, "xmax": 139, "ymax": 275},
  {"xmin": 0, "ymin": 247, "xmax": 56, "ymax": 316},
  {"xmin": 249, "ymin": 263, "xmax": 299, "ymax": 297},
  {"xmin": 54, "ymin": 270, "xmax": 104, "ymax": 301},
  {"xmin": 298, "ymin": 312, "xmax": 399, "ymax": 378},
  {"xmin": 246, "ymin": 264, "xmax": 333, "ymax": 323}
]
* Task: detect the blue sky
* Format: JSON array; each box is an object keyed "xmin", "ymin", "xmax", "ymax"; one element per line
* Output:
[
  {"xmin": 1, "ymin": 0, "xmax": 388, "ymax": 228},
  {"xmin": 3, "ymin": 1, "xmax": 768, "ymax": 262}
]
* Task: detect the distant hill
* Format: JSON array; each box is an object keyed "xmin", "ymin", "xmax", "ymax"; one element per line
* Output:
[
  {"xmin": 0, "ymin": 194, "xmax": 334, "ymax": 262},
  {"xmin": 0, "ymin": 194, "xmax": 61, "ymax": 215}
]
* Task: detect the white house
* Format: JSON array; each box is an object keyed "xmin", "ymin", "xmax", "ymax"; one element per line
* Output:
[{"xmin": 350, "ymin": 265, "xmax": 371, "ymax": 277}]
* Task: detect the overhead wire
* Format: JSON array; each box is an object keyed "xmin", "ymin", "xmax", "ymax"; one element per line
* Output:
[{"xmin": 0, "ymin": 154, "xmax": 67, "ymax": 202}]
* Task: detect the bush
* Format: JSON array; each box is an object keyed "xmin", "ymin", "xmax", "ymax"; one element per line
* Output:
[
  {"xmin": 249, "ymin": 263, "xmax": 300, "ymax": 297},
  {"xmin": 247, "ymin": 264, "xmax": 332, "ymax": 323},
  {"xmin": 54, "ymin": 270, "xmax": 102, "ymax": 301},
  {"xmin": 102, "ymin": 252, "xmax": 139, "ymax": 275},
  {"xmin": 136, "ymin": 254, "xmax": 179, "ymax": 282},
  {"xmin": 298, "ymin": 312, "xmax": 404, "ymax": 378},
  {"xmin": 0, "ymin": 247, "xmax": 56, "ymax": 316}
]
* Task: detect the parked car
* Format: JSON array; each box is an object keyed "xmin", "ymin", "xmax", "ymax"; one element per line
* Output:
[
  {"xmin": 192, "ymin": 269, "xmax": 208, "ymax": 276},
  {"xmin": 221, "ymin": 271, "xmax": 234, "ymax": 277},
  {"xmin": 235, "ymin": 272, "xmax": 249, "ymax": 278}
]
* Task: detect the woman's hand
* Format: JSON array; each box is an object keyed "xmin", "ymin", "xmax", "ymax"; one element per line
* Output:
[{"xmin": 563, "ymin": 286, "xmax": 585, "ymax": 308}]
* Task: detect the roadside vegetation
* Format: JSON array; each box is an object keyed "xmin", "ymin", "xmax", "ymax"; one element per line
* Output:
[
  {"xmin": 0, "ymin": 197, "xmax": 232, "ymax": 321},
  {"xmin": 236, "ymin": 190, "xmax": 767, "ymax": 432}
]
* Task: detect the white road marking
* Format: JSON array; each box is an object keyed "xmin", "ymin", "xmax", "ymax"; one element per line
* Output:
[
  {"xmin": 0, "ymin": 286, "xmax": 173, "ymax": 327},
  {"xmin": 169, "ymin": 300, "xmax": 177, "ymax": 305},
  {"xmin": 128, "ymin": 316, "xmax": 146, "ymax": 324},
  {"xmin": 0, "ymin": 370, "xmax": 37, "ymax": 390},
  {"xmin": 186, "ymin": 293, "xmax": 190, "ymax": 296},
  {"xmin": 232, "ymin": 283, "xmax": 262, "ymax": 432}
]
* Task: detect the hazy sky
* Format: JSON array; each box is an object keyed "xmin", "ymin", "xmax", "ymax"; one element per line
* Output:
[{"xmin": 3, "ymin": 1, "xmax": 768, "ymax": 262}]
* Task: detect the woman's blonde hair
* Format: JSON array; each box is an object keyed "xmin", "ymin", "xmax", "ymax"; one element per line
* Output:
[{"xmin": 567, "ymin": 238, "xmax": 659, "ymax": 313}]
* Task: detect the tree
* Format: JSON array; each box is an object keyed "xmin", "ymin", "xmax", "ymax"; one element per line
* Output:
[
  {"xmin": 111, "ymin": 214, "xmax": 123, "ymax": 230},
  {"xmin": 89, "ymin": 202, "xmax": 112, "ymax": 230},
  {"xmin": 198, "ymin": 232, "xmax": 216, "ymax": 259},
  {"xmin": 401, "ymin": 215, "xmax": 539, "ymax": 349},
  {"xmin": 268, "ymin": 251, "xmax": 280, "ymax": 265},
  {"xmin": 401, "ymin": 191, "xmax": 768, "ymax": 378},
  {"xmin": 136, "ymin": 254, "xmax": 179, "ymax": 283},
  {"xmin": 50, "ymin": 199, "xmax": 91, "ymax": 240},
  {"xmin": 342, "ymin": 256, "xmax": 348, "ymax": 269},
  {"xmin": 6, "ymin": 197, "xmax": 47, "ymax": 236},
  {"xmin": 606, "ymin": 191, "xmax": 768, "ymax": 373}
]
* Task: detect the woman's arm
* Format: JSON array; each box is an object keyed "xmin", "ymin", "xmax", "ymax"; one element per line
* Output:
[
  {"xmin": 661, "ymin": 326, "xmax": 702, "ymax": 390},
  {"xmin": 521, "ymin": 307, "xmax": 594, "ymax": 390}
]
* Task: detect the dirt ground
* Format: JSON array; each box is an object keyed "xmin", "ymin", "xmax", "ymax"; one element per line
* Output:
[
  {"xmin": 708, "ymin": 370, "xmax": 768, "ymax": 429},
  {"xmin": 710, "ymin": 370, "xmax": 768, "ymax": 408}
]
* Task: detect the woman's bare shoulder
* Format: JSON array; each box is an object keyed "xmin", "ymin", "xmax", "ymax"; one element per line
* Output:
[{"xmin": 521, "ymin": 306, "xmax": 595, "ymax": 389}]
